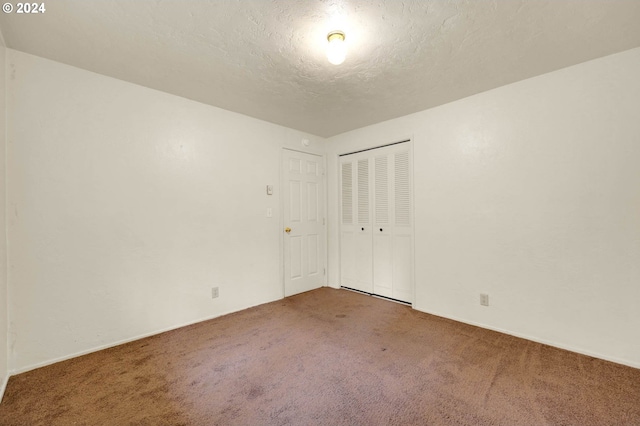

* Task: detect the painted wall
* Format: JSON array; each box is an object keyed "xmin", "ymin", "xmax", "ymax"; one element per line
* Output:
[
  {"xmin": 7, "ymin": 49, "xmax": 324, "ymax": 373},
  {"xmin": 0, "ymin": 35, "xmax": 8, "ymax": 396},
  {"xmin": 6, "ymin": 44, "xmax": 640, "ymax": 374},
  {"xmin": 327, "ymin": 47, "xmax": 640, "ymax": 367}
]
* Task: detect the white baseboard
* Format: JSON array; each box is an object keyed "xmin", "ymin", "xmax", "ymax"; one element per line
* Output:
[
  {"xmin": 10, "ymin": 293, "xmax": 638, "ymax": 377},
  {"xmin": 10, "ymin": 298, "xmax": 278, "ymax": 376},
  {"xmin": 416, "ymin": 307, "xmax": 640, "ymax": 370},
  {"xmin": 0, "ymin": 373, "xmax": 8, "ymax": 404},
  {"xmin": 335, "ymin": 285, "xmax": 639, "ymax": 368}
]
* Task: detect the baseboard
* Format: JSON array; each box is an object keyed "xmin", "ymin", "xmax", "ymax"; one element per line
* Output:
[
  {"xmin": 10, "ymin": 294, "xmax": 638, "ymax": 376},
  {"xmin": 416, "ymin": 307, "xmax": 640, "ymax": 370},
  {"xmin": 10, "ymin": 298, "xmax": 279, "ymax": 376},
  {"xmin": 0, "ymin": 373, "xmax": 8, "ymax": 404}
]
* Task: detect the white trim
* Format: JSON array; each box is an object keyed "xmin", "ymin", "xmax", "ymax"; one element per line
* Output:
[
  {"xmin": 416, "ymin": 307, "xmax": 640, "ymax": 370},
  {"xmin": 281, "ymin": 147, "xmax": 324, "ymax": 156},
  {"xmin": 279, "ymin": 149, "xmax": 284, "ymax": 299},
  {"xmin": 10, "ymin": 300, "xmax": 275, "ymax": 375},
  {"xmin": 333, "ymin": 152, "xmax": 341, "ymax": 290},
  {"xmin": 322, "ymin": 153, "xmax": 328, "ymax": 287},
  {"xmin": 0, "ymin": 372, "xmax": 9, "ymax": 404},
  {"xmin": 408, "ymin": 137, "xmax": 415, "ymax": 308},
  {"xmin": 2, "ymin": 44, "xmax": 10, "ymax": 402},
  {"xmin": 9, "ymin": 297, "xmax": 637, "ymax": 379}
]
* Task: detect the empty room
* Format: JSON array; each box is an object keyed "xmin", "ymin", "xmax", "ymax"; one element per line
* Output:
[{"xmin": 0, "ymin": 0, "xmax": 639, "ymax": 424}]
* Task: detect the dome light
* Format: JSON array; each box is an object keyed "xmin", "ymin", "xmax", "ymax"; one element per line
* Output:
[{"xmin": 327, "ymin": 31, "xmax": 346, "ymax": 65}]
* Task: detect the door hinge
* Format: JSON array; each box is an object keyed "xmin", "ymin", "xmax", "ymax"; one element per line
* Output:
[{"xmin": 323, "ymin": 268, "xmax": 326, "ymax": 276}]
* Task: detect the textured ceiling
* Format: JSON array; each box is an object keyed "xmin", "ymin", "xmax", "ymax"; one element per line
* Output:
[{"xmin": 1, "ymin": 0, "xmax": 640, "ymax": 137}]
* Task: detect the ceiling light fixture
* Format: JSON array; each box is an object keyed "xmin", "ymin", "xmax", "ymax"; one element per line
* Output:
[{"xmin": 327, "ymin": 31, "xmax": 346, "ymax": 65}]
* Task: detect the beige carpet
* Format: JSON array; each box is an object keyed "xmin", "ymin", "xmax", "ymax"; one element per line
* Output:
[{"xmin": 1, "ymin": 287, "xmax": 639, "ymax": 425}]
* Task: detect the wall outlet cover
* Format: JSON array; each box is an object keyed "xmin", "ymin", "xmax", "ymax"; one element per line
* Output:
[{"xmin": 480, "ymin": 293, "xmax": 489, "ymax": 306}]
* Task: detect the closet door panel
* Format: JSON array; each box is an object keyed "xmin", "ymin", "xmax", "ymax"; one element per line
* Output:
[
  {"xmin": 393, "ymin": 232, "xmax": 412, "ymax": 302},
  {"xmin": 340, "ymin": 230, "xmax": 357, "ymax": 288},
  {"xmin": 353, "ymin": 157, "xmax": 373, "ymax": 292},
  {"xmin": 373, "ymin": 234, "xmax": 393, "ymax": 297},
  {"xmin": 340, "ymin": 155, "xmax": 373, "ymax": 293},
  {"xmin": 340, "ymin": 161, "xmax": 358, "ymax": 289},
  {"xmin": 340, "ymin": 142, "xmax": 412, "ymax": 303},
  {"xmin": 354, "ymin": 229, "xmax": 373, "ymax": 291},
  {"xmin": 373, "ymin": 154, "xmax": 393, "ymax": 297},
  {"xmin": 392, "ymin": 147, "xmax": 413, "ymax": 303}
]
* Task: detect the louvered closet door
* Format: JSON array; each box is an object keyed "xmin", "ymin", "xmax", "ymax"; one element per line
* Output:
[
  {"xmin": 340, "ymin": 154, "xmax": 373, "ymax": 293},
  {"xmin": 340, "ymin": 142, "xmax": 412, "ymax": 304},
  {"xmin": 391, "ymin": 147, "xmax": 412, "ymax": 303},
  {"xmin": 340, "ymin": 160, "xmax": 357, "ymax": 288},
  {"xmin": 373, "ymin": 154, "xmax": 393, "ymax": 298}
]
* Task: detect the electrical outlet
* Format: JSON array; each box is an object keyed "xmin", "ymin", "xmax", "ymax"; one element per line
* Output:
[
  {"xmin": 480, "ymin": 293, "xmax": 489, "ymax": 306},
  {"xmin": 212, "ymin": 287, "xmax": 219, "ymax": 299}
]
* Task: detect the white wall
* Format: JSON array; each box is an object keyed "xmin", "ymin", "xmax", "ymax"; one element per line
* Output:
[
  {"xmin": 5, "ymin": 44, "xmax": 640, "ymax": 375},
  {"xmin": 327, "ymin": 48, "xmax": 640, "ymax": 367},
  {"xmin": 0, "ymin": 34, "xmax": 8, "ymax": 397},
  {"xmin": 7, "ymin": 49, "xmax": 324, "ymax": 373}
]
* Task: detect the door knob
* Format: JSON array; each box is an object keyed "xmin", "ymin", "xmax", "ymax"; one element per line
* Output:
[{"xmin": 285, "ymin": 227, "xmax": 291, "ymax": 233}]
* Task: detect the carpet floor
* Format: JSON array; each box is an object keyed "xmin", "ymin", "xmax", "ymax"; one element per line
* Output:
[{"xmin": 1, "ymin": 287, "xmax": 639, "ymax": 425}]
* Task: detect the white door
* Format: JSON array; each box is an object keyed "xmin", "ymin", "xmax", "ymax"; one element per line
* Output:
[
  {"xmin": 283, "ymin": 149, "xmax": 325, "ymax": 297},
  {"xmin": 390, "ymin": 148, "xmax": 413, "ymax": 303},
  {"xmin": 340, "ymin": 142, "xmax": 413, "ymax": 303},
  {"xmin": 340, "ymin": 154, "xmax": 373, "ymax": 293},
  {"xmin": 373, "ymin": 153, "xmax": 393, "ymax": 298}
]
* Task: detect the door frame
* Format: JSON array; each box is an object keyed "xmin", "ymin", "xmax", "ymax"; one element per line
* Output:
[
  {"xmin": 337, "ymin": 136, "xmax": 416, "ymax": 306},
  {"xmin": 280, "ymin": 148, "xmax": 328, "ymax": 298}
]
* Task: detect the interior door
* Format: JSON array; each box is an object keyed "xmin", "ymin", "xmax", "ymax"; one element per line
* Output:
[
  {"xmin": 340, "ymin": 141, "xmax": 413, "ymax": 304},
  {"xmin": 373, "ymin": 153, "xmax": 393, "ymax": 298},
  {"xmin": 340, "ymin": 153, "xmax": 373, "ymax": 293},
  {"xmin": 283, "ymin": 149, "xmax": 325, "ymax": 297},
  {"xmin": 391, "ymin": 148, "xmax": 413, "ymax": 303}
]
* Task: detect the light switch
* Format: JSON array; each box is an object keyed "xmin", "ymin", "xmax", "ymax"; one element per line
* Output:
[
  {"xmin": 266, "ymin": 208, "xmax": 273, "ymax": 218},
  {"xmin": 266, "ymin": 185, "xmax": 273, "ymax": 195}
]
